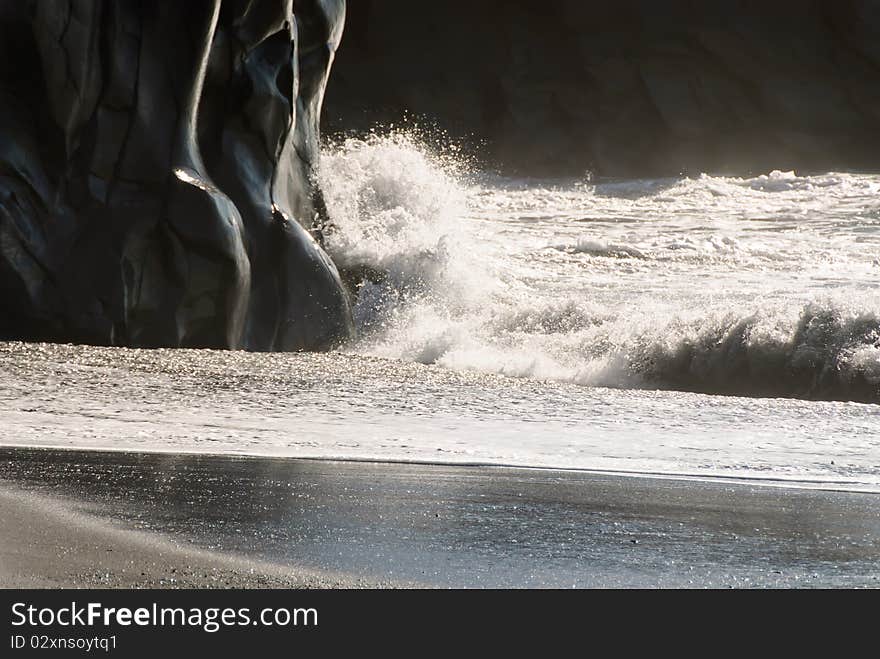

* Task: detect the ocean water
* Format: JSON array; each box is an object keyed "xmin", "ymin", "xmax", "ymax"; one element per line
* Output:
[{"xmin": 1, "ymin": 133, "xmax": 878, "ymax": 491}]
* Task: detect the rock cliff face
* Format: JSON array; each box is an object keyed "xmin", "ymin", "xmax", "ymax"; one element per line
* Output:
[
  {"xmin": 0, "ymin": 0, "xmax": 352, "ymax": 349},
  {"xmin": 325, "ymin": 1, "xmax": 880, "ymax": 177},
  {"xmin": 5, "ymin": 2, "xmax": 879, "ymax": 349}
]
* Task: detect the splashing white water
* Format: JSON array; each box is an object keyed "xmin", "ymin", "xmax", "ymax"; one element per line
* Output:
[
  {"xmin": 3, "ymin": 138, "xmax": 876, "ymax": 491},
  {"xmin": 319, "ymin": 133, "xmax": 880, "ymax": 402}
]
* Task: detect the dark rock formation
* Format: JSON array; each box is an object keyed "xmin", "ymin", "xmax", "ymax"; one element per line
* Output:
[
  {"xmin": 0, "ymin": 0, "xmax": 352, "ymax": 350},
  {"xmin": 325, "ymin": 1, "xmax": 880, "ymax": 177}
]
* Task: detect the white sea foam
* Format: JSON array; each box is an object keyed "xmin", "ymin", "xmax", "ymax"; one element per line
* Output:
[{"xmin": 319, "ymin": 132, "xmax": 880, "ymax": 402}]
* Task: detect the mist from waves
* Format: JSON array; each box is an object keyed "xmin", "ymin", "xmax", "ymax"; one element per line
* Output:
[{"xmin": 318, "ymin": 131, "xmax": 880, "ymax": 403}]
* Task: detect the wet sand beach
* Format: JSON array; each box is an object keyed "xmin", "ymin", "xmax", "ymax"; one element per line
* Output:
[{"xmin": 1, "ymin": 447, "xmax": 878, "ymax": 588}]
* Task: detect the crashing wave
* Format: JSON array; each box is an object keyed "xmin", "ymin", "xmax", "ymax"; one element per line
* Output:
[{"xmin": 319, "ymin": 131, "xmax": 880, "ymax": 404}]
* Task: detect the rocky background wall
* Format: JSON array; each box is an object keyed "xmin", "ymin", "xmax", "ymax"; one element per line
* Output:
[
  {"xmin": 325, "ymin": 1, "xmax": 880, "ymax": 177},
  {"xmin": 0, "ymin": 0, "xmax": 352, "ymax": 349}
]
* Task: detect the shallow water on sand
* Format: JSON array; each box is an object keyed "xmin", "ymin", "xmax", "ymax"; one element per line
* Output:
[
  {"xmin": 1, "ymin": 342, "xmax": 877, "ymax": 492},
  {"xmin": 4, "ymin": 448, "xmax": 878, "ymax": 588}
]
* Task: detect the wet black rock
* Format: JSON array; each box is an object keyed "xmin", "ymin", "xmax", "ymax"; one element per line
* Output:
[
  {"xmin": 0, "ymin": 0, "xmax": 353, "ymax": 350},
  {"xmin": 325, "ymin": 1, "xmax": 880, "ymax": 177}
]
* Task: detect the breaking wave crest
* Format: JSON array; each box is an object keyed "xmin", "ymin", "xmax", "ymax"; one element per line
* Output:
[{"xmin": 319, "ymin": 132, "xmax": 880, "ymax": 403}]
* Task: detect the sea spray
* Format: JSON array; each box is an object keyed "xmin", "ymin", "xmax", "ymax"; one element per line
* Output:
[{"xmin": 319, "ymin": 131, "xmax": 880, "ymax": 402}]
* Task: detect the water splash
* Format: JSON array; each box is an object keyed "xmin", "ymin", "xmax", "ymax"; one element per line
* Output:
[{"xmin": 319, "ymin": 132, "xmax": 880, "ymax": 402}]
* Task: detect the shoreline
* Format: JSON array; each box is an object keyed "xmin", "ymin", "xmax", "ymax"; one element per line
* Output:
[
  {"xmin": 1, "ymin": 442, "xmax": 874, "ymax": 496},
  {"xmin": 1, "ymin": 341, "xmax": 876, "ymax": 494},
  {"xmin": 1, "ymin": 446, "xmax": 878, "ymax": 588}
]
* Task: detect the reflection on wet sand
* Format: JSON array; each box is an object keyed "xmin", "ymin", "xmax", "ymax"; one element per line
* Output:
[{"xmin": 1, "ymin": 447, "xmax": 878, "ymax": 588}]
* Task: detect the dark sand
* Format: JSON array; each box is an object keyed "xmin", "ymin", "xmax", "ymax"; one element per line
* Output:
[{"xmin": 1, "ymin": 447, "xmax": 878, "ymax": 588}]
